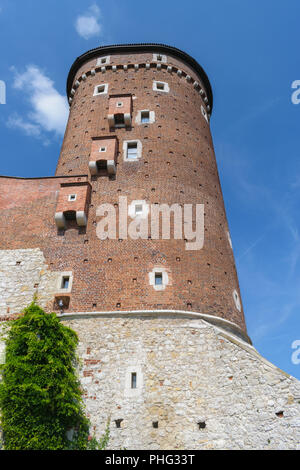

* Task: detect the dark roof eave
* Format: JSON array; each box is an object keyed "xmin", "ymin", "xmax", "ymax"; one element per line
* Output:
[{"xmin": 66, "ymin": 43, "xmax": 213, "ymax": 112}]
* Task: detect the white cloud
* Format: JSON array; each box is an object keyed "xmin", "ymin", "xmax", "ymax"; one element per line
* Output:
[
  {"xmin": 7, "ymin": 114, "xmax": 41, "ymax": 137},
  {"xmin": 8, "ymin": 65, "xmax": 69, "ymax": 142},
  {"xmin": 75, "ymin": 4, "xmax": 102, "ymax": 40}
]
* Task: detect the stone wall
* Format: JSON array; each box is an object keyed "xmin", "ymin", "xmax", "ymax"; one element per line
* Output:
[
  {"xmin": 60, "ymin": 313, "xmax": 300, "ymax": 450},
  {"xmin": 0, "ymin": 248, "xmax": 63, "ymax": 316}
]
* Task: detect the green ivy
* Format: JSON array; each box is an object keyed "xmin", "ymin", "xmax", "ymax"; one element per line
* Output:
[{"xmin": 0, "ymin": 303, "xmax": 96, "ymax": 450}]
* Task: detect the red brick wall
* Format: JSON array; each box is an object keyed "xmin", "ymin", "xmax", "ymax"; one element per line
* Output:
[{"xmin": 0, "ymin": 49, "xmax": 247, "ymax": 333}]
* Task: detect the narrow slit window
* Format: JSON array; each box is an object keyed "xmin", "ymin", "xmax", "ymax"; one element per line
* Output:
[
  {"xmin": 141, "ymin": 111, "xmax": 150, "ymax": 123},
  {"xmin": 127, "ymin": 142, "xmax": 138, "ymax": 160},
  {"xmin": 155, "ymin": 272, "xmax": 163, "ymax": 286},
  {"xmin": 61, "ymin": 276, "xmax": 70, "ymax": 289},
  {"xmin": 131, "ymin": 372, "xmax": 137, "ymax": 389}
]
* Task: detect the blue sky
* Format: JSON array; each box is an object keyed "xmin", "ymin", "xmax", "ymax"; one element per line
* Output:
[{"xmin": 0, "ymin": 0, "xmax": 300, "ymax": 379}]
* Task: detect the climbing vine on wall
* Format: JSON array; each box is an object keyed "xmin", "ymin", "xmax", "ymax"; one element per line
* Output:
[{"xmin": 0, "ymin": 302, "xmax": 92, "ymax": 450}]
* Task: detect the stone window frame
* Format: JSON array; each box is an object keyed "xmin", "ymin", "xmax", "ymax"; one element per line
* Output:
[
  {"xmin": 135, "ymin": 109, "xmax": 155, "ymax": 125},
  {"xmin": 99, "ymin": 146, "xmax": 107, "ymax": 153},
  {"xmin": 233, "ymin": 289, "xmax": 241, "ymax": 312},
  {"xmin": 124, "ymin": 365, "xmax": 143, "ymax": 397},
  {"xmin": 123, "ymin": 139, "xmax": 142, "ymax": 162},
  {"xmin": 93, "ymin": 83, "xmax": 109, "ymax": 96},
  {"xmin": 149, "ymin": 267, "xmax": 169, "ymax": 291},
  {"xmin": 96, "ymin": 55, "xmax": 110, "ymax": 66},
  {"xmin": 153, "ymin": 80, "xmax": 169, "ymax": 93},
  {"xmin": 128, "ymin": 200, "xmax": 149, "ymax": 220},
  {"xmin": 56, "ymin": 271, "xmax": 73, "ymax": 294},
  {"xmin": 68, "ymin": 194, "xmax": 77, "ymax": 202},
  {"xmin": 227, "ymin": 231, "xmax": 233, "ymax": 250},
  {"xmin": 153, "ymin": 53, "xmax": 167, "ymax": 63},
  {"xmin": 201, "ymin": 105, "xmax": 208, "ymax": 123}
]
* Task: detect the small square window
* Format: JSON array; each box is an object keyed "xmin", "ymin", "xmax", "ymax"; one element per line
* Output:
[
  {"xmin": 127, "ymin": 142, "xmax": 138, "ymax": 159},
  {"xmin": 61, "ymin": 276, "xmax": 70, "ymax": 289},
  {"xmin": 156, "ymin": 82, "xmax": 165, "ymax": 90},
  {"xmin": 97, "ymin": 56, "xmax": 110, "ymax": 66},
  {"xmin": 68, "ymin": 194, "xmax": 77, "ymax": 201},
  {"xmin": 155, "ymin": 273, "xmax": 163, "ymax": 286},
  {"xmin": 141, "ymin": 111, "xmax": 150, "ymax": 123},
  {"xmin": 99, "ymin": 147, "xmax": 106, "ymax": 152},
  {"xmin": 116, "ymin": 102, "xmax": 123, "ymax": 108},
  {"xmin": 94, "ymin": 83, "xmax": 108, "ymax": 96}
]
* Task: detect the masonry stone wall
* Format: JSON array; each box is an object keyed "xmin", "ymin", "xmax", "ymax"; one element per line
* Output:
[
  {"xmin": 60, "ymin": 314, "xmax": 300, "ymax": 450},
  {"xmin": 0, "ymin": 248, "xmax": 64, "ymax": 317}
]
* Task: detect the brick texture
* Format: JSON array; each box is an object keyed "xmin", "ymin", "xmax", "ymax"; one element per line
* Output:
[{"xmin": 0, "ymin": 48, "xmax": 247, "ymax": 333}]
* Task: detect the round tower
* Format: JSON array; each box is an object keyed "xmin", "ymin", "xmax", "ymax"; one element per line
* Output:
[
  {"xmin": 2, "ymin": 44, "xmax": 300, "ymax": 451},
  {"xmin": 55, "ymin": 43, "xmax": 248, "ymax": 341}
]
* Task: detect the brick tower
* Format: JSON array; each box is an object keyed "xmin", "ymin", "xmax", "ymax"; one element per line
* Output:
[{"xmin": 0, "ymin": 44, "xmax": 299, "ymax": 450}]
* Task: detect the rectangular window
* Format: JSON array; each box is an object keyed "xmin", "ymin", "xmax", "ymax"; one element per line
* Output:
[
  {"xmin": 141, "ymin": 111, "xmax": 150, "ymax": 123},
  {"xmin": 68, "ymin": 194, "xmax": 77, "ymax": 201},
  {"xmin": 135, "ymin": 204, "xmax": 143, "ymax": 215},
  {"xmin": 99, "ymin": 147, "xmax": 106, "ymax": 152},
  {"xmin": 127, "ymin": 142, "xmax": 138, "ymax": 160},
  {"xmin": 155, "ymin": 273, "xmax": 163, "ymax": 286},
  {"xmin": 115, "ymin": 114, "xmax": 125, "ymax": 126},
  {"xmin": 131, "ymin": 372, "xmax": 137, "ymax": 389},
  {"xmin": 156, "ymin": 82, "xmax": 165, "ymax": 91},
  {"xmin": 61, "ymin": 276, "xmax": 70, "ymax": 289},
  {"xmin": 94, "ymin": 83, "xmax": 108, "ymax": 96}
]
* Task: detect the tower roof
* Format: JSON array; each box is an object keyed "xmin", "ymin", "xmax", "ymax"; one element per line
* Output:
[{"xmin": 66, "ymin": 43, "xmax": 213, "ymax": 111}]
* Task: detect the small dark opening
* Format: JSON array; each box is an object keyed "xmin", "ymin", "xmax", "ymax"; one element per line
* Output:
[
  {"xmin": 115, "ymin": 419, "xmax": 123, "ymax": 428},
  {"xmin": 97, "ymin": 160, "xmax": 108, "ymax": 170},
  {"xmin": 157, "ymin": 82, "xmax": 165, "ymax": 90},
  {"xmin": 276, "ymin": 411, "xmax": 284, "ymax": 418},
  {"xmin": 198, "ymin": 421, "xmax": 206, "ymax": 429},
  {"xmin": 152, "ymin": 421, "xmax": 158, "ymax": 428},
  {"xmin": 64, "ymin": 210, "xmax": 76, "ymax": 221},
  {"xmin": 114, "ymin": 114, "xmax": 125, "ymax": 125}
]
